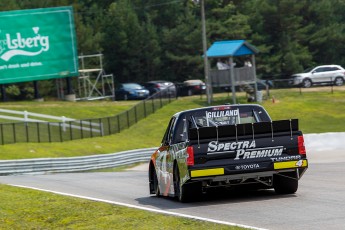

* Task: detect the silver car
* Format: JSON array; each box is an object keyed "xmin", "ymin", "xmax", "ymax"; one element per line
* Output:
[{"xmin": 291, "ymin": 65, "xmax": 345, "ymax": 88}]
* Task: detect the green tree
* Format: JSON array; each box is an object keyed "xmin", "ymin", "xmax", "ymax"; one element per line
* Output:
[
  {"xmin": 161, "ymin": 5, "xmax": 204, "ymax": 82},
  {"xmin": 306, "ymin": 0, "xmax": 345, "ymax": 67},
  {"xmin": 245, "ymin": 0, "xmax": 313, "ymax": 77},
  {"xmin": 102, "ymin": 0, "xmax": 144, "ymax": 83}
]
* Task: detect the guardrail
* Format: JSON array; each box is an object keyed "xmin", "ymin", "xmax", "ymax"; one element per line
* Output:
[{"xmin": 0, "ymin": 147, "xmax": 156, "ymax": 175}]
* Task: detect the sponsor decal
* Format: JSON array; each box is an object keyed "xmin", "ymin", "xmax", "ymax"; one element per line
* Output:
[
  {"xmin": 212, "ymin": 106, "xmax": 231, "ymax": 111},
  {"xmin": 235, "ymin": 147, "xmax": 284, "ymax": 160},
  {"xmin": 207, "ymin": 140, "xmax": 284, "ymax": 160},
  {"xmin": 208, "ymin": 140, "xmax": 256, "ymax": 152},
  {"xmin": 191, "ymin": 168, "xmax": 224, "ymax": 177},
  {"xmin": 274, "ymin": 159, "xmax": 308, "ymax": 170},
  {"xmin": 271, "ymin": 155, "xmax": 301, "ymax": 162},
  {"xmin": 235, "ymin": 163, "xmax": 260, "ymax": 170},
  {"xmin": 206, "ymin": 109, "xmax": 238, "ymax": 119},
  {"xmin": 0, "ymin": 27, "xmax": 50, "ymax": 61}
]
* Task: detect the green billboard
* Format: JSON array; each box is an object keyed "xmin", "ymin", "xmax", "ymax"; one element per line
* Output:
[{"xmin": 0, "ymin": 6, "xmax": 78, "ymax": 84}]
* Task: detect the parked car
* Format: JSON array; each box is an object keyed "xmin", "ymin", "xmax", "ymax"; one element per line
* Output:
[
  {"xmin": 142, "ymin": 80, "xmax": 177, "ymax": 98},
  {"xmin": 291, "ymin": 65, "xmax": 345, "ymax": 88},
  {"xmin": 115, "ymin": 83, "xmax": 149, "ymax": 100},
  {"xmin": 178, "ymin": 79, "xmax": 206, "ymax": 96}
]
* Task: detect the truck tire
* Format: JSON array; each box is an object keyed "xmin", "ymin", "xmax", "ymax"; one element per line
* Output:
[
  {"xmin": 173, "ymin": 165, "xmax": 201, "ymax": 202},
  {"xmin": 273, "ymin": 174, "xmax": 298, "ymax": 194},
  {"xmin": 174, "ymin": 165, "xmax": 188, "ymax": 202},
  {"xmin": 152, "ymin": 169, "xmax": 160, "ymax": 196}
]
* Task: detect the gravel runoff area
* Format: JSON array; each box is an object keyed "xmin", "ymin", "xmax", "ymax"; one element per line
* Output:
[{"xmin": 128, "ymin": 132, "xmax": 345, "ymax": 171}]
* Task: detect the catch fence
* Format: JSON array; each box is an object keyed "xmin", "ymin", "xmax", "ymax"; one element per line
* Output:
[{"xmin": 0, "ymin": 89, "xmax": 176, "ymax": 145}]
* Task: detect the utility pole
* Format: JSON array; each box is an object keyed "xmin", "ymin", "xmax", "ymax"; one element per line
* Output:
[
  {"xmin": 200, "ymin": 0, "xmax": 211, "ymax": 104},
  {"xmin": 193, "ymin": 0, "xmax": 211, "ymax": 104}
]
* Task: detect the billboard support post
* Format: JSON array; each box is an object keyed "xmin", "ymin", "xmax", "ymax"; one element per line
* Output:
[
  {"xmin": 66, "ymin": 77, "xmax": 73, "ymax": 95},
  {"xmin": 33, "ymin": 81, "xmax": 42, "ymax": 101}
]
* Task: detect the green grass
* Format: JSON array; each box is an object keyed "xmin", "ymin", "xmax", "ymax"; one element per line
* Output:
[
  {"xmin": 0, "ymin": 184, "xmax": 243, "ymax": 230},
  {"xmin": 262, "ymin": 88, "xmax": 345, "ymax": 133},
  {"xmin": 0, "ymin": 100, "xmax": 137, "ymax": 121},
  {"xmin": 1, "ymin": 87, "xmax": 345, "ymax": 229},
  {"xmin": 1, "ymin": 88, "xmax": 345, "ymax": 160}
]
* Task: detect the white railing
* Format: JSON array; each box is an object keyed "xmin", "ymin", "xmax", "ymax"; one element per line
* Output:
[{"xmin": 0, "ymin": 109, "xmax": 103, "ymax": 134}]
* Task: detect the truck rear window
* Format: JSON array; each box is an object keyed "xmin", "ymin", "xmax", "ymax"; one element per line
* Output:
[
  {"xmin": 190, "ymin": 106, "xmax": 266, "ymax": 127},
  {"xmin": 172, "ymin": 105, "xmax": 271, "ymax": 143}
]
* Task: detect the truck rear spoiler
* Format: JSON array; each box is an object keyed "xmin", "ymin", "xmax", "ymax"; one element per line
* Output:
[{"xmin": 188, "ymin": 119, "xmax": 299, "ymax": 143}]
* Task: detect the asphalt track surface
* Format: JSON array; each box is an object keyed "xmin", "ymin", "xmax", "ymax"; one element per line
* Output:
[{"xmin": 1, "ymin": 132, "xmax": 345, "ymax": 230}]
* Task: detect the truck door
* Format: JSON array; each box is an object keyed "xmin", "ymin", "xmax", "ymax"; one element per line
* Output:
[{"xmin": 157, "ymin": 116, "xmax": 176, "ymax": 194}]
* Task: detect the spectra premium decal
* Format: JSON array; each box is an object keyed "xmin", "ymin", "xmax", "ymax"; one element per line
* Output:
[{"xmin": 207, "ymin": 140, "xmax": 284, "ymax": 160}]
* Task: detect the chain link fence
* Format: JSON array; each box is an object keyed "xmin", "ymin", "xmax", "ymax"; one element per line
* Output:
[{"xmin": 0, "ymin": 89, "xmax": 176, "ymax": 145}]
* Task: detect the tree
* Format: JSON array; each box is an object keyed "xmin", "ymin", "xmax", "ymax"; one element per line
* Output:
[
  {"xmin": 306, "ymin": 0, "xmax": 345, "ymax": 67},
  {"xmin": 244, "ymin": 0, "xmax": 313, "ymax": 77},
  {"xmin": 161, "ymin": 5, "xmax": 204, "ymax": 82},
  {"xmin": 102, "ymin": 0, "xmax": 144, "ymax": 83}
]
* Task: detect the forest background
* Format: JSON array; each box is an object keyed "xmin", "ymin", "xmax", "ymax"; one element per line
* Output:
[{"xmin": 0, "ymin": 0, "xmax": 344, "ymax": 99}]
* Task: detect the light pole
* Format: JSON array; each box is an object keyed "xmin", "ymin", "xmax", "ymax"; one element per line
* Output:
[{"xmin": 194, "ymin": 0, "xmax": 211, "ymax": 104}]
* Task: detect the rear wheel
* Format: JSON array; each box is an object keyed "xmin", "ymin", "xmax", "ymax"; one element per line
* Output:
[
  {"xmin": 302, "ymin": 79, "xmax": 312, "ymax": 88},
  {"xmin": 152, "ymin": 169, "xmax": 160, "ymax": 196},
  {"xmin": 273, "ymin": 174, "xmax": 298, "ymax": 194},
  {"xmin": 334, "ymin": 77, "xmax": 344, "ymax": 86},
  {"xmin": 173, "ymin": 165, "xmax": 201, "ymax": 202}
]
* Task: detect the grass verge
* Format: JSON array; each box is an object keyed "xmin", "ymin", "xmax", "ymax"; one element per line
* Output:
[
  {"xmin": 0, "ymin": 184, "xmax": 245, "ymax": 230},
  {"xmin": 1, "ymin": 87, "xmax": 345, "ymax": 160}
]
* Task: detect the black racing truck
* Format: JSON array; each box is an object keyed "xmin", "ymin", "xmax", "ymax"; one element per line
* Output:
[{"xmin": 148, "ymin": 104, "xmax": 308, "ymax": 202}]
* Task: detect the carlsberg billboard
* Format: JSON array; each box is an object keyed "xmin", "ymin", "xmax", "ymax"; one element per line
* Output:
[{"xmin": 0, "ymin": 6, "xmax": 78, "ymax": 84}]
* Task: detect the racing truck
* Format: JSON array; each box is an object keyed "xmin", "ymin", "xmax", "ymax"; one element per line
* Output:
[{"xmin": 148, "ymin": 104, "xmax": 308, "ymax": 202}]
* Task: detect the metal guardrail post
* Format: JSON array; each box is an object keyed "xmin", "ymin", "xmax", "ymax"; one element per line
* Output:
[
  {"xmin": 25, "ymin": 123, "xmax": 29, "ymax": 142},
  {"xmin": 48, "ymin": 123, "xmax": 52, "ymax": 142},
  {"xmin": 59, "ymin": 122, "xmax": 63, "ymax": 142},
  {"xmin": 126, "ymin": 111, "xmax": 130, "ymax": 128},
  {"xmin": 143, "ymin": 100, "xmax": 147, "ymax": 118},
  {"xmin": 117, "ymin": 115, "xmax": 120, "ymax": 132},
  {"xmin": 12, "ymin": 123, "xmax": 16, "ymax": 143},
  {"xmin": 90, "ymin": 120, "xmax": 93, "ymax": 138},
  {"xmin": 37, "ymin": 123, "xmax": 40, "ymax": 143},
  {"xmin": 0, "ymin": 124, "xmax": 3, "ymax": 145},
  {"xmin": 69, "ymin": 121, "xmax": 73, "ymax": 140},
  {"xmin": 107, "ymin": 117, "xmax": 111, "ymax": 135},
  {"xmin": 80, "ymin": 120, "xmax": 83, "ymax": 139},
  {"xmin": 152, "ymin": 97, "xmax": 155, "ymax": 113}
]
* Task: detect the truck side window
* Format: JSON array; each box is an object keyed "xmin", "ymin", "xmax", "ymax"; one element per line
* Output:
[
  {"xmin": 172, "ymin": 116, "xmax": 188, "ymax": 144},
  {"xmin": 161, "ymin": 117, "xmax": 176, "ymax": 145}
]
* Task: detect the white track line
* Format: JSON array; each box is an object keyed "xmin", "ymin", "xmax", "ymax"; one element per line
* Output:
[{"xmin": 10, "ymin": 184, "xmax": 268, "ymax": 230}]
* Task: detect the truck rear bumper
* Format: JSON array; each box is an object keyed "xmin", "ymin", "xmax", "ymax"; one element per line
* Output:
[
  {"xmin": 188, "ymin": 160, "xmax": 308, "ymax": 187},
  {"xmin": 190, "ymin": 159, "xmax": 308, "ymax": 179}
]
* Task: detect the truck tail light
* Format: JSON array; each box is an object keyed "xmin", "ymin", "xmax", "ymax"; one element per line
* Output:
[
  {"xmin": 186, "ymin": 146, "xmax": 194, "ymax": 166},
  {"xmin": 298, "ymin": 135, "xmax": 306, "ymax": 155}
]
